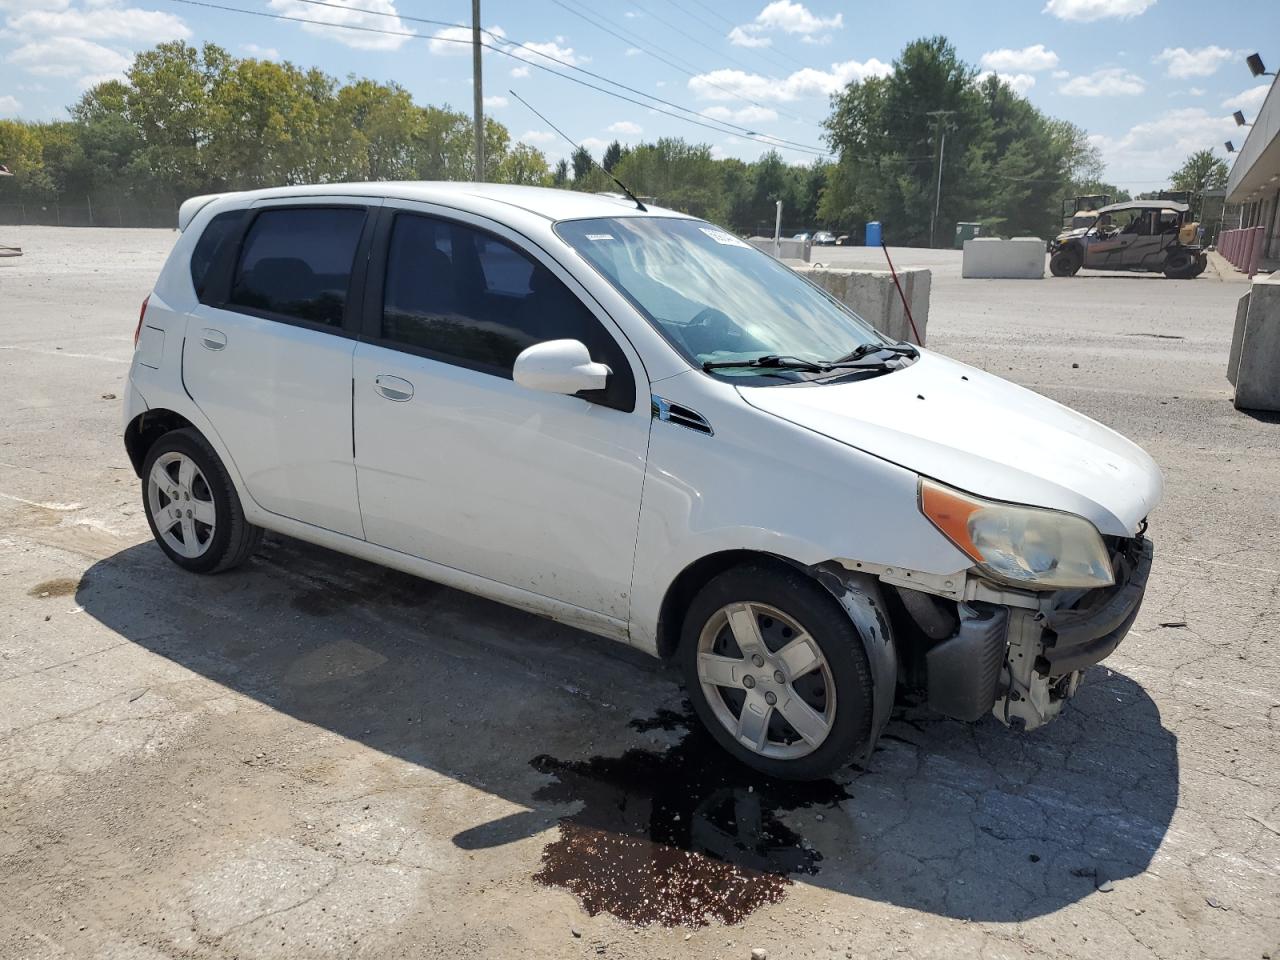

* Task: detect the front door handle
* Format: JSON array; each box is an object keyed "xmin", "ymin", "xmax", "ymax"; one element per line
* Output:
[
  {"xmin": 200, "ymin": 328, "xmax": 227, "ymax": 351},
  {"xmin": 374, "ymin": 375, "xmax": 414, "ymax": 402}
]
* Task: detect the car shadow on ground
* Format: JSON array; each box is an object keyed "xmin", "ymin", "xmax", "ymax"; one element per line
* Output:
[{"xmin": 75, "ymin": 535, "xmax": 1179, "ymax": 925}]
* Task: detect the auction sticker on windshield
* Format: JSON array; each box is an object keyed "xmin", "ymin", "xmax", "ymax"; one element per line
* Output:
[{"xmin": 699, "ymin": 227, "xmax": 750, "ymax": 248}]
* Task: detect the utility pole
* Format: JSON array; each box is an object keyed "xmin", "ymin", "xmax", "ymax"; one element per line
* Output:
[
  {"xmin": 926, "ymin": 109, "xmax": 955, "ymax": 249},
  {"xmin": 471, "ymin": 0, "xmax": 484, "ymax": 181}
]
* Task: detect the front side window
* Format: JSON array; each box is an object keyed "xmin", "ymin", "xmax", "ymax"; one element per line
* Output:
[
  {"xmin": 229, "ymin": 207, "xmax": 366, "ymax": 326},
  {"xmin": 380, "ymin": 213, "xmax": 634, "ymax": 409},
  {"xmin": 556, "ymin": 217, "xmax": 889, "ymax": 381}
]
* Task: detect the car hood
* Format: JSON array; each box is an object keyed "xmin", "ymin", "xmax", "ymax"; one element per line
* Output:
[{"xmin": 737, "ymin": 351, "xmax": 1163, "ymax": 537}]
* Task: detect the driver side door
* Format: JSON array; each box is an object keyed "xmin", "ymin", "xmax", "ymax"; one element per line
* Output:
[{"xmin": 351, "ymin": 205, "xmax": 651, "ymax": 623}]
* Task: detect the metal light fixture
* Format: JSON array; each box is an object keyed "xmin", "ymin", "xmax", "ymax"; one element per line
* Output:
[
  {"xmin": 1225, "ymin": 141, "xmax": 1235, "ymax": 152},
  {"xmin": 1246, "ymin": 53, "xmax": 1273, "ymax": 77},
  {"xmin": 1234, "ymin": 110, "xmax": 1251, "ymax": 127}
]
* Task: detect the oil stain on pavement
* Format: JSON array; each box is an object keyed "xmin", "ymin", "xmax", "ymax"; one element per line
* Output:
[{"xmin": 531, "ymin": 708, "xmax": 849, "ymax": 927}]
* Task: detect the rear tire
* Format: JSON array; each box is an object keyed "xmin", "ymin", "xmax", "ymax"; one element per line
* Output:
[
  {"xmin": 141, "ymin": 428, "xmax": 262, "ymax": 574},
  {"xmin": 1050, "ymin": 250, "xmax": 1081, "ymax": 277},
  {"xmin": 1163, "ymin": 250, "xmax": 1196, "ymax": 279},
  {"xmin": 679, "ymin": 563, "xmax": 874, "ymax": 781}
]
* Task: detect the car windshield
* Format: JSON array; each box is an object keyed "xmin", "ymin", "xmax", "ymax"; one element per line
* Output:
[{"xmin": 556, "ymin": 216, "xmax": 890, "ymax": 380}]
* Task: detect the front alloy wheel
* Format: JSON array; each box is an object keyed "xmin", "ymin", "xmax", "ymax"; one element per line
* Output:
[
  {"xmin": 681, "ymin": 563, "xmax": 874, "ymax": 780},
  {"xmin": 696, "ymin": 601, "xmax": 837, "ymax": 759}
]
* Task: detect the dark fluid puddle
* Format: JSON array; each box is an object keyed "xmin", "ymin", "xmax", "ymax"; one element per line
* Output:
[{"xmin": 531, "ymin": 707, "xmax": 849, "ymax": 927}]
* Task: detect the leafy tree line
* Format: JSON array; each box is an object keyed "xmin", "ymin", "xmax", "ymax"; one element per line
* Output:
[{"xmin": 2, "ymin": 37, "xmax": 1126, "ymax": 242}]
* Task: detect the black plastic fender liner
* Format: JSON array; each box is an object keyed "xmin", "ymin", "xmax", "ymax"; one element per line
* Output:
[
  {"xmin": 811, "ymin": 564, "xmax": 898, "ymax": 763},
  {"xmin": 924, "ymin": 603, "xmax": 1009, "ymax": 722}
]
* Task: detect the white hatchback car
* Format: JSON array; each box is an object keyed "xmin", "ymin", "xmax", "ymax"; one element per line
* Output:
[{"xmin": 124, "ymin": 183, "xmax": 1162, "ymax": 780}]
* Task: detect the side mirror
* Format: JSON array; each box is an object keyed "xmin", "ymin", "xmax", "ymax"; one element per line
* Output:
[{"xmin": 513, "ymin": 339, "xmax": 611, "ymax": 396}]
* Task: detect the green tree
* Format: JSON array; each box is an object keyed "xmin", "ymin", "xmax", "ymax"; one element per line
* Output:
[
  {"xmin": 551, "ymin": 157, "xmax": 569, "ymax": 187},
  {"xmin": 1169, "ymin": 149, "xmax": 1229, "ymax": 192},
  {"xmin": 496, "ymin": 142, "xmax": 550, "ymax": 185},
  {"xmin": 571, "ymin": 145, "xmax": 593, "ymax": 181},
  {"xmin": 602, "ymin": 140, "xmax": 623, "ymax": 172}
]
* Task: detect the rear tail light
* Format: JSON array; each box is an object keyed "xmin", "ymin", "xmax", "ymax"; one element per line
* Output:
[{"xmin": 134, "ymin": 294, "xmax": 150, "ymax": 346}]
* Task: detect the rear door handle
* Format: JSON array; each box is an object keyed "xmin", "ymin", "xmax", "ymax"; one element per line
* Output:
[
  {"xmin": 200, "ymin": 328, "xmax": 227, "ymax": 351},
  {"xmin": 374, "ymin": 375, "xmax": 414, "ymax": 402}
]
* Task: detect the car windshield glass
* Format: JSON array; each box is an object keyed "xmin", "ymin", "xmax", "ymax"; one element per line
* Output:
[{"xmin": 556, "ymin": 216, "xmax": 889, "ymax": 380}]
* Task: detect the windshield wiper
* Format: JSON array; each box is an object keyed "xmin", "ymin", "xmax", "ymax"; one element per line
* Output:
[
  {"xmin": 702, "ymin": 354, "xmax": 828, "ymax": 372},
  {"xmin": 828, "ymin": 343, "xmax": 919, "ymax": 364}
]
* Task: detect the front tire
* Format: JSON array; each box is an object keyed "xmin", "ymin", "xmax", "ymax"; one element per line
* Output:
[
  {"xmin": 1050, "ymin": 249, "xmax": 1082, "ymax": 277},
  {"xmin": 680, "ymin": 563, "xmax": 874, "ymax": 781},
  {"xmin": 141, "ymin": 428, "xmax": 262, "ymax": 574}
]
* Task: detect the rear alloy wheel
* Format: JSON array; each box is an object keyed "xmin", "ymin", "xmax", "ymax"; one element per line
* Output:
[
  {"xmin": 142, "ymin": 428, "xmax": 263, "ymax": 574},
  {"xmin": 1050, "ymin": 249, "xmax": 1082, "ymax": 277},
  {"xmin": 681, "ymin": 564, "xmax": 873, "ymax": 780}
]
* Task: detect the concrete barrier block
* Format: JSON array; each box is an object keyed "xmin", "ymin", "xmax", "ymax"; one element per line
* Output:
[
  {"xmin": 1227, "ymin": 290, "xmax": 1251, "ymax": 387},
  {"xmin": 748, "ymin": 237, "xmax": 811, "ymax": 262},
  {"xmin": 793, "ymin": 265, "xmax": 931, "ymax": 345},
  {"xmin": 962, "ymin": 237, "xmax": 1046, "ymax": 279},
  {"xmin": 1234, "ymin": 271, "xmax": 1280, "ymax": 412}
]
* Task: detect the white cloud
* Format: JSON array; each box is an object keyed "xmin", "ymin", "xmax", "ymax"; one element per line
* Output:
[
  {"xmin": 7, "ymin": 36, "xmax": 131, "ymax": 80},
  {"xmin": 625, "ymin": 47, "xmax": 642, "ymax": 56},
  {"xmin": 977, "ymin": 71, "xmax": 1037, "ymax": 94},
  {"xmin": 0, "ymin": 94, "xmax": 21, "ymax": 116},
  {"xmin": 6, "ymin": 3, "xmax": 189, "ymax": 43},
  {"xmin": 268, "ymin": 0, "xmax": 411, "ymax": 51},
  {"xmin": 0, "ymin": 0, "xmax": 70, "ymax": 9},
  {"xmin": 728, "ymin": 26, "xmax": 772, "ymax": 48},
  {"xmin": 1058, "ymin": 67, "xmax": 1146, "ymax": 96},
  {"xmin": 483, "ymin": 95, "xmax": 508, "ymax": 108},
  {"xmin": 580, "ymin": 137, "xmax": 609, "ymax": 153},
  {"xmin": 729, "ymin": 1, "xmax": 842, "ymax": 47},
  {"xmin": 1043, "ymin": 0, "xmax": 1156, "ymax": 21},
  {"xmin": 607, "ymin": 120, "xmax": 642, "ymax": 134},
  {"xmin": 519, "ymin": 130, "xmax": 556, "ymax": 144},
  {"xmin": 688, "ymin": 58, "xmax": 891, "ymax": 103},
  {"xmin": 1188, "ymin": 86, "xmax": 1205, "ymax": 96},
  {"xmin": 510, "ymin": 65, "xmax": 530, "ymax": 78},
  {"xmin": 242, "ymin": 43, "xmax": 281, "ymax": 60},
  {"xmin": 1092, "ymin": 106, "xmax": 1235, "ymax": 186},
  {"xmin": 702, "ymin": 104, "xmax": 780, "ymax": 123},
  {"xmin": 429, "ymin": 24, "xmax": 485, "ymax": 55},
  {"xmin": 980, "ymin": 44, "xmax": 1059, "ymax": 73},
  {"xmin": 1051, "ymin": 69, "xmax": 1070, "ymax": 79},
  {"xmin": 1154, "ymin": 45, "xmax": 1236, "ymax": 79},
  {"xmin": 1222, "ymin": 84, "xmax": 1269, "ymax": 111}
]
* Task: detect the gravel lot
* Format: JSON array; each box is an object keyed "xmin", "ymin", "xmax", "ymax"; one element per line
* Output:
[{"xmin": 1, "ymin": 226, "xmax": 1277, "ymax": 960}]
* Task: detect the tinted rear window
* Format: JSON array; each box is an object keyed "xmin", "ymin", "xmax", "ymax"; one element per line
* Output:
[
  {"xmin": 229, "ymin": 207, "xmax": 367, "ymax": 326},
  {"xmin": 189, "ymin": 210, "xmax": 241, "ymax": 301}
]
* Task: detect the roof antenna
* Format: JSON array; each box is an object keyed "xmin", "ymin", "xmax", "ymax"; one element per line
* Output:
[{"xmin": 509, "ymin": 89, "xmax": 646, "ymax": 212}]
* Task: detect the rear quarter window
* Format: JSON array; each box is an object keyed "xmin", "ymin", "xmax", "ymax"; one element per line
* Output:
[{"xmin": 189, "ymin": 210, "xmax": 242, "ymax": 302}]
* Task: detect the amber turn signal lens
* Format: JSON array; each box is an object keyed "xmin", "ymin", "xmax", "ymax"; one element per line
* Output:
[{"xmin": 919, "ymin": 480, "xmax": 984, "ymax": 562}]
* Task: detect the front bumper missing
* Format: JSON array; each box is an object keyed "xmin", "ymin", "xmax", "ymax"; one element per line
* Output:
[{"xmin": 923, "ymin": 537, "xmax": 1154, "ymax": 730}]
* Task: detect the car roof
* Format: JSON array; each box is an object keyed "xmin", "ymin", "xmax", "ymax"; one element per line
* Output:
[
  {"xmin": 183, "ymin": 182, "xmax": 693, "ymax": 229},
  {"xmin": 1098, "ymin": 199, "xmax": 1190, "ymax": 214}
]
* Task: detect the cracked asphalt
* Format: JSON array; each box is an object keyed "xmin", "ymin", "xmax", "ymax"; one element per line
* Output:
[{"xmin": 1, "ymin": 227, "xmax": 1277, "ymax": 960}]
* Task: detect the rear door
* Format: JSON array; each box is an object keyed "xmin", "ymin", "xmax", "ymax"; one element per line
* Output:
[{"xmin": 183, "ymin": 199, "xmax": 378, "ymax": 538}]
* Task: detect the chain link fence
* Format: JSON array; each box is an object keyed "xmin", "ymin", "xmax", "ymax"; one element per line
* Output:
[{"xmin": 0, "ymin": 200, "xmax": 180, "ymax": 229}]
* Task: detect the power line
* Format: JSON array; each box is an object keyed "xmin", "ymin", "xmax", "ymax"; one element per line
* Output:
[
  {"xmin": 547, "ymin": 0, "xmax": 813, "ymax": 128},
  {"xmin": 653, "ymin": 0, "xmax": 817, "ymax": 78},
  {"xmin": 233, "ymin": 0, "xmax": 829, "ymax": 154},
  {"xmin": 156, "ymin": 0, "xmax": 829, "ymax": 156}
]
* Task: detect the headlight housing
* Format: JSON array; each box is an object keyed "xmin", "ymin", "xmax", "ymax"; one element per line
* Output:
[{"xmin": 919, "ymin": 479, "xmax": 1114, "ymax": 590}]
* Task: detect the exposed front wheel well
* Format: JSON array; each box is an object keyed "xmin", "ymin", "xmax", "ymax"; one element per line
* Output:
[
  {"xmin": 124, "ymin": 409, "xmax": 198, "ymax": 478},
  {"xmin": 655, "ymin": 550, "xmax": 809, "ymax": 659}
]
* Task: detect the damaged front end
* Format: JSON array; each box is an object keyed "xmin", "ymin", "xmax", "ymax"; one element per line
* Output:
[{"xmin": 850, "ymin": 535, "xmax": 1153, "ymax": 731}]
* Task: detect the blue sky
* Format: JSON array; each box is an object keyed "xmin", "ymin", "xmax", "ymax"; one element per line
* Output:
[{"xmin": 2, "ymin": 0, "xmax": 1277, "ymax": 191}]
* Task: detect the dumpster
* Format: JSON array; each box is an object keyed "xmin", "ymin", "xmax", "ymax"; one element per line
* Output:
[
  {"xmin": 865, "ymin": 221, "xmax": 882, "ymax": 247},
  {"xmin": 954, "ymin": 222, "xmax": 982, "ymax": 248}
]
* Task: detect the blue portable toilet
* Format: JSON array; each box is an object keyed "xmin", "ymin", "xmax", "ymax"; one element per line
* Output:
[{"xmin": 865, "ymin": 221, "xmax": 882, "ymax": 247}]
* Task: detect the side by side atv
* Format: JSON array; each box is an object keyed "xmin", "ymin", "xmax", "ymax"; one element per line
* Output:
[{"xmin": 1048, "ymin": 199, "xmax": 1207, "ymax": 280}]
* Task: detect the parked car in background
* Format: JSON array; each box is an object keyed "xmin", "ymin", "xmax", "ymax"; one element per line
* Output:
[
  {"xmin": 125, "ymin": 182, "xmax": 1162, "ymax": 780},
  {"xmin": 812, "ymin": 230, "xmax": 837, "ymax": 245},
  {"xmin": 791, "ymin": 232, "xmax": 811, "ymax": 242}
]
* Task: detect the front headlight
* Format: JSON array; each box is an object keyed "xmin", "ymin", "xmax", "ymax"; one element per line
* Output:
[{"xmin": 919, "ymin": 479, "xmax": 1114, "ymax": 590}]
